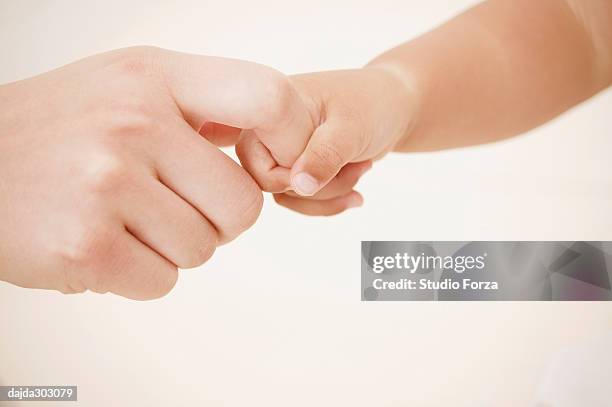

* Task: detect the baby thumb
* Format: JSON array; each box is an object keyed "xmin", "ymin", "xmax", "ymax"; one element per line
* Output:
[{"xmin": 290, "ymin": 119, "xmax": 363, "ymax": 196}]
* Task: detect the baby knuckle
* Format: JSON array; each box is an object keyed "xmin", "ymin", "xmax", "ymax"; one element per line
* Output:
[
  {"xmin": 323, "ymin": 203, "xmax": 347, "ymax": 217},
  {"xmin": 272, "ymin": 193, "xmax": 289, "ymax": 206},
  {"xmin": 258, "ymin": 179, "xmax": 276, "ymax": 193},
  {"xmin": 257, "ymin": 175, "xmax": 282, "ymax": 193},
  {"xmin": 234, "ymin": 135, "xmax": 258, "ymax": 165},
  {"xmin": 310, "ymin": 141, "xmax": 345, "ymax": 175}
]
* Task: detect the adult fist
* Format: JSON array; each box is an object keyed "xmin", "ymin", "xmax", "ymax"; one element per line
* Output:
[{"xmin": 0, "ymin": 46, "xmax": 309, "ymax": 299}]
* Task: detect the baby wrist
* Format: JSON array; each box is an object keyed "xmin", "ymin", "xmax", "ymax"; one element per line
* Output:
[{"xmin": 363, "ymin": 61, "xmax": 421, "ymax": 152}]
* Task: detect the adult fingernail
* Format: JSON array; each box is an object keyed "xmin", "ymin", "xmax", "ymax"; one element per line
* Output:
[{"xmin": 292, "ymin": 172, "xmax": 319, "ymax": 196}]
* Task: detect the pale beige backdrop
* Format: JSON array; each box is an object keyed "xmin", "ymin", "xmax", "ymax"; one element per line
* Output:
[{"xmin": 1, "ymin": 1, "xmax": 611, "ymax": 406}]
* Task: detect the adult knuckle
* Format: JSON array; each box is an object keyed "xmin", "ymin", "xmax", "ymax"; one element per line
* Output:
[
  {"xmin": 57, "ymin": 223, "xmax": 115, "ymax": 273},
  {"xmin": 58, "ymin": 284, "xmax": 87, "ymax": 295},
  {"xmin": 107, "ymin": 45, "xmax": 162, "ymax": 77},
  {"xmin": 125, "ymin": 45, "xmax": 162, "ymax": 58},
  {"xmin": 146, "ymin": 266, "xmax": 178, "ymax": 300},
  {"xmin": 226, "ymin": 181, "xmax": 263, "ymax": 239},
  {"xmin": 56, "ymin": 265, "xmax": 88, "ymax": 295},
  {"xmin": 193, "ymin": 239, "xmax": 217, "ymax": 267},
  {"xmin": 83, "ymin": 153, "xmax": 129, "ymax": 195},
  {"xmin": 240, "ymin": 185, "xmax": 264, "ymax": 230},
  {"xmin": 103, "ymin": 110, "xmax": 159, "ymax": 149},
  {"xmin": 179, "ymin": 229, "xmax": 217, "ymax": 269},
  {"xmin": 259, "ymin": 71, "xmax": 294, "ymax": 121},
  {"xmin": 111, "ymin": 97, "xmax": 157, "ymax": 131}
]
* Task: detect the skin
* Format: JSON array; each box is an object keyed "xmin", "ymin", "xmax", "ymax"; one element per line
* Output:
[
  {"xmin": 2, "ymin": 0, "xmax": 611, "ymax": 298},
  {"xmin": 0, "ymin": 46, "xmax": 311, "ymax": 300},
  {"xmin": 236, "ymin": 0, "xmax": 612, "ymax": 216}
]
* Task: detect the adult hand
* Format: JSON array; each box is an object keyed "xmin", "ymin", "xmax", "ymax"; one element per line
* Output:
[{"xmin": 0, "ymin": 46, "xmax": 312, "ymax": 300}]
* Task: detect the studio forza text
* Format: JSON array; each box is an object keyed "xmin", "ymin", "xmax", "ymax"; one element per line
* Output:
[{"xmin": 370, "ymin": 252, "xmax": 499, "ymax": 291}]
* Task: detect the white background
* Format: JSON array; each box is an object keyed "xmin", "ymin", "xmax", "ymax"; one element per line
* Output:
[{"xmin": 0, "ymin": 1, "xmax": 611, "ymax": 406}]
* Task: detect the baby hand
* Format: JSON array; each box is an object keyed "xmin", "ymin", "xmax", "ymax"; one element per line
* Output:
[{"xmin": 236, "ymin": 66, "xmax": 417, "ymax": 215}]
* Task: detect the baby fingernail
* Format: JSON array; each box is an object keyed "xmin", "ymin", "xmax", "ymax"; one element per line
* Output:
[
  {"xmin": 360, "ymin": 163, "xmax": 373, "ymax": 176},
  {"xmin": 292, "ymin": 172, "xmax": 319, "ymax": 196},
  {"xmin": 346, "ymin": 193, "xmax": 364, "ymax": 208}
]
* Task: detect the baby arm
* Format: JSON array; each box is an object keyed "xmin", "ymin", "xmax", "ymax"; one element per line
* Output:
[{"xmin": 374, "ymin": 0, "xmax": 612, "ymax": 152}]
